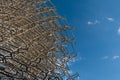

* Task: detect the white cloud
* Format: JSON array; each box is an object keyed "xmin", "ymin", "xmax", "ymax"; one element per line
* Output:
[
  {"xmin": 87, "ymin": 20, "xmax": 100, "ymax": 25},
  {"xmin": 94, "ymin": 20, "xmax": 100, "ymax": 24},
  {"xmin": 106, "ymin": 17, "xmax": 114, "ymax": 22},
  {"xmin": 72, "ymin": 55, "xmax": 86, "ymax": 62},
  {"xmin": 75, "ymin": 56, "xmax": 85, "ymax": 61},
  {"xmin": 87, "ymin": 21, "xmax": 94, "ymax": 25},
  {"xmin": 112, "ymin": 56, "xmax": 120, "ymax": 60},
  {"xmin": 101, "ymin": 56, "xmax": 109, "ymax": 60},
  {"xmin": 117, "ymin": 27, "xmax": 120, "ymax": 34},
  {"xmin": 101, "ymin": 55, "xmax": 120, "ymax": 60}
]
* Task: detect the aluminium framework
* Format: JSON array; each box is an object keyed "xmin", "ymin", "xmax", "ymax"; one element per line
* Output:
[{"xmin": 0, "ymin": 0, "xmax": 79, "ymax": 80}]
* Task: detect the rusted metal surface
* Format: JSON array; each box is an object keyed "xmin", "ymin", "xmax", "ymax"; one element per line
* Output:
[{"xmin": 0, "ymin": 0, "xmax": 79, "ymax": 80}]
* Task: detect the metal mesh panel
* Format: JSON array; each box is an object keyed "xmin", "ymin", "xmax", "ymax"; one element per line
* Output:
[{"xmin": 0, "ymin": 0, "xmax": 79, "ymax": 80}]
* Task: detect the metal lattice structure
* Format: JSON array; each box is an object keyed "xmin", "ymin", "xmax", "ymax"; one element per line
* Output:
[{"xmin": 0, "ymin": 0, "xmax": 79, "ymax": 80}]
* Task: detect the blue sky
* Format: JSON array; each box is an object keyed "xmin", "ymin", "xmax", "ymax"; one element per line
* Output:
[{"xmin": 53, "ymin": 0, "xmax": 120, "ymax": 80}]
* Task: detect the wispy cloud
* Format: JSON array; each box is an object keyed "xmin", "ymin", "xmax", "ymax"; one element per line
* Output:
[
  {"xmin": 87, "ymin": 21, "xmax": 93, "ymax": 25},
  {"xmin": 117, "ymin": 27, "xmax": 120, "ymax": 34},
  {"xmin": 101, "ymin": 55, "xmax": 120, "ymax": 60},
  {"xmin": 87, "ymin": 20, "xmax": 100, "ymax": 25},
  {"xmin": 101, "ymin": 56, "xmax": 109, "ymax": 60},
  {"xmin": 72, "ymin": 55, "xmax": 86, "ymax": 62},
  {"xmin": 106, "ymin": 17, "xmax": 114, "ymax": 22},
  {"xmin": 112, "ymin": 56, "xmax": 120, "ymax": 60},
  {"xmin": 75, "ymin": 56, "xmax": 86, "ymax": 62}
]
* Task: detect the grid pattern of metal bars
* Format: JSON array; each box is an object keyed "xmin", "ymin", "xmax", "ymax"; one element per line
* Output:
[{"xmin": 0, "ymin": 0, "xmax": 79, "ymax": 80}]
